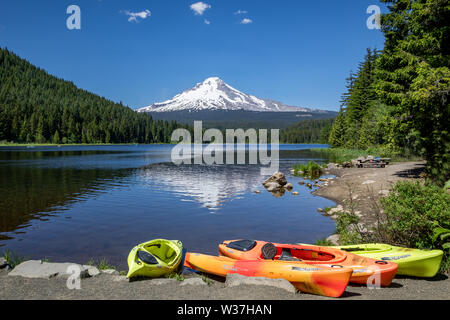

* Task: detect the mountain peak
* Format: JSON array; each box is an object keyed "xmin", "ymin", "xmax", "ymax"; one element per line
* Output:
[
  {"xmin": 202, "ymin": 77, "xmax": 223, "ymax": 84},
  {"xmin": 137, "ymin": 78, "xmax": 311, "ymax": 113}
]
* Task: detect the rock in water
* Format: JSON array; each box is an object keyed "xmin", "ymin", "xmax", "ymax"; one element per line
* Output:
[
  {"xmin": 264, "ymin": 182, "xmax": 282, "ymax": 192},
  {"xmin": 284, "ymin": 183, "xmax": 293, "ymax": 191},
  {"xmin": 263, "ymin": 172, "xmax": 287, "ymax": 188}
]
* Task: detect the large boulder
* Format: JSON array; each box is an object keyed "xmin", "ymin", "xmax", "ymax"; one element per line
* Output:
[
  {"xmin": 264, "ymin": 182, "xmax": 283, "ymax": 192},
  {"xmin": 326, "ymin": 234, "xmax": 340, "ymax": 245},
  {"xmin": 263, "ymin": 172, "xmax": 287, "ymax": 188},
  {"xmin": 8, "ymin": 260, "xmax": 99, "ymax": 279}
]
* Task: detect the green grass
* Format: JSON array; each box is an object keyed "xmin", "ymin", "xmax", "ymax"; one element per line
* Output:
[
  {"xmin": 292, "ymin": 161, "xmax": 324, "ymax": 179},
  {"xmin": 2, "ymin": 250, "xmax": 27, "ymax": 269},
  {"xmin": 310, "ymin": 147, "xmax": 422, "ymax": 164},
  {"xmin": 86, "ymin": 258, "xmax": 117, "ymax": 270},
  {"xmin": 165, "ymin": 273, "xmax": 185, "ymax": 281},
  {"xmin": 201, "ymin": 275, "xmax": 213, "ymax": 286}
]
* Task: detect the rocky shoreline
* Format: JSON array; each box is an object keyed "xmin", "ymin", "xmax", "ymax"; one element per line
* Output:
[{"xmin": 311, "ymin": 161, "xmax": 428, "ymax": 244}]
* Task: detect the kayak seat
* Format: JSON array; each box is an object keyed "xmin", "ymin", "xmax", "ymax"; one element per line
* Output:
[
  {"xmin": 261, "ymin": 243, "xmax": 277, "ymax": 260},
  {"xmin": 278, "ymin": 248, "xmax": 301, "ymax": 261},
  {"xmin": 137, "ymin": 250, "xmax": 159, "ymax": 265},
  {"xmin": 166, "ymin": 248, "xmax": 175, "ymax": 259},
  {"xmin": 226, "ymin": 240, "xmax": 257, "ymax": 252}
]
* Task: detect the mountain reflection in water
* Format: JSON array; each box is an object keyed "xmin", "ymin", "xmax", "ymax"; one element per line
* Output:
[
  {"xmin": 138, "ymin": 163, "xmax": 264, "ymax": 210},
  {"xmin": 0, "ymin": 145, "xmax": 336, "ymax": 268}
]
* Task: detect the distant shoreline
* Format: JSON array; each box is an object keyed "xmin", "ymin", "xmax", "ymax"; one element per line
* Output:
[
  {"xmin": 0, "ymin": 143, "xmax": 329, "ymax": 147},
  {"xmin": 0, "ymin": 143, "xmax": 173, "ymax": 147}
]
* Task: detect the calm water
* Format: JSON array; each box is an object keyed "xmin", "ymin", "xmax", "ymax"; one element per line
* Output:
[{"xmin": 0, "ymin": 144, "xmax": 336, "ymax": 268}]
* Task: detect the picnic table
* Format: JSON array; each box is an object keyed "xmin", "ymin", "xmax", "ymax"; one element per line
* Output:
[{"xmin": 354, "ymin": 156, "xmax": 391, "ymax": 168}]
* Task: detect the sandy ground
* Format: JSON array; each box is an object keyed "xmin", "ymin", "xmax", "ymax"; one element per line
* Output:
[{"xmin": 314, "ymin": 161, "xmax": 428, "ymax": 226}]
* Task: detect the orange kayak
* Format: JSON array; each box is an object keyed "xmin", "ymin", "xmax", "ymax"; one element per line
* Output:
[
  {"xmin": 184, "ymin": 252, "xmax": 353, "ymax": 298},
  {"xmin": 219, "ymin": 240, "xmax": 398, "ymax": 287}
]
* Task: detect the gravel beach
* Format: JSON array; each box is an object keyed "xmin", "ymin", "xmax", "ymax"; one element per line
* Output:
[{"xmin": 1, "ymin": 267, "xmax": 448, "ymax": 300}]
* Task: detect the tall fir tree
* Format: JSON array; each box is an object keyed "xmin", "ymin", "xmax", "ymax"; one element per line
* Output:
[{"xmin": 376, "ymin": 0, "xmax": 449, "ymax": 185}]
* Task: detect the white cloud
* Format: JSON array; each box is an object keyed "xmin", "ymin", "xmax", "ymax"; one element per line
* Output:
[
  {"xmin": 240, "ymin": 18, "xmax": 253, "ymax": 24},
  {"xmin": 204, "ymin": 19, "xmax": 211, "ymax": 25},
  {"xmin": 190, "ymin": 2, "xmax": 211, "ymax": 16},
  {"xmin": 123, "ymin": 9, "xmax": 151, "ymax": 23},
  {"xmin": 234, "ymin": 10, "xmax": 248, "ymax": 15}
]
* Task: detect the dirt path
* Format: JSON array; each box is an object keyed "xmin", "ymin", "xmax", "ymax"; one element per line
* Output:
[{"xmin": 314, "ymin": 161, "xmax": 427, "ymax": 226}]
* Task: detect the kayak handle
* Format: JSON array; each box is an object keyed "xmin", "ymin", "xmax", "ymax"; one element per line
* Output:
[
  {"xmin": 375, "ymin": 260, "xmax": 388, "ymax": 265},
  {"xmin": 331, "ymin": 265, "xmax": 344, "ymax": 268},
  {"xmin": 145, "ymin": 244, "xmax": 161, "ymax": 248}
]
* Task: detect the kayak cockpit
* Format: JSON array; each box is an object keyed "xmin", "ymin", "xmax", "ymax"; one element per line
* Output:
[{"xmin": 143, "ymin": 240, "xmax": 179, "ymax": 266}]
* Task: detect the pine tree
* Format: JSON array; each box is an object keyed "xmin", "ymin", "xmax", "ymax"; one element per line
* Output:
[
  {"xmin": 376, "ymin": 0, "xmax": 449, "ymax": 185},
  {"xmin": 328, "ymin": 107, "xmax": 347, "ymax": 147},
  {"xmin": 52, "ymin": 130, "xmax": 60, "ymax": 144}
]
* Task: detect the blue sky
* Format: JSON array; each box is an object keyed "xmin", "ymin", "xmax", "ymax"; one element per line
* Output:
[{"xmin": 0, "ymin": 1, "xmax": 387, "ymax": 111}]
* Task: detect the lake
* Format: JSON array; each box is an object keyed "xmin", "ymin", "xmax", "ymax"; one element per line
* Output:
[{"xmin": 0, "ymin": 144, "xmax": 336, "ymax": 269}]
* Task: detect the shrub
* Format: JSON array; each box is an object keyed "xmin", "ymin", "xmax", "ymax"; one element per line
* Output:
[
  {"xmin": 335, "ymin": 212, "xmax": 363, "ymax": 245},
  {"xmin": 334, "ymin": 181, "xmax": 450, "ymax": 272},
  {"xmin": 314, "ymin": 238, "xmax": 335, "ymax": 246},
  {"xmin": 380, "ymin": 181, "xmax": 450, "ymax": 249}
]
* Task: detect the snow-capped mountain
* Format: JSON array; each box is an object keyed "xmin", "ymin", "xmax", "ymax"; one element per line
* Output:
[{"xmin": 137, "ymin": 77, "xmax": 311, "ymax": 113}]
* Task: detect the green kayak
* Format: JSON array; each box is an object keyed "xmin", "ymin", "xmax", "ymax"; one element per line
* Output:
[
  {"xmin": 331, "ymin": 243, "xmax": 443, "ymax": 278},
  {"xmin": 126, "ymin": 239, "xmax": 183, "ymax": 279}
]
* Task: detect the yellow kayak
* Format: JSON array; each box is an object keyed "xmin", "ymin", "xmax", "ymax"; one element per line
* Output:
[
  {"xmin": 126, "ymin": 239, "xmax": 183, "ymax": 279},
  {"xmin": 331, "ymin": 243, "xmax": 443, "ymax": 278}
]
